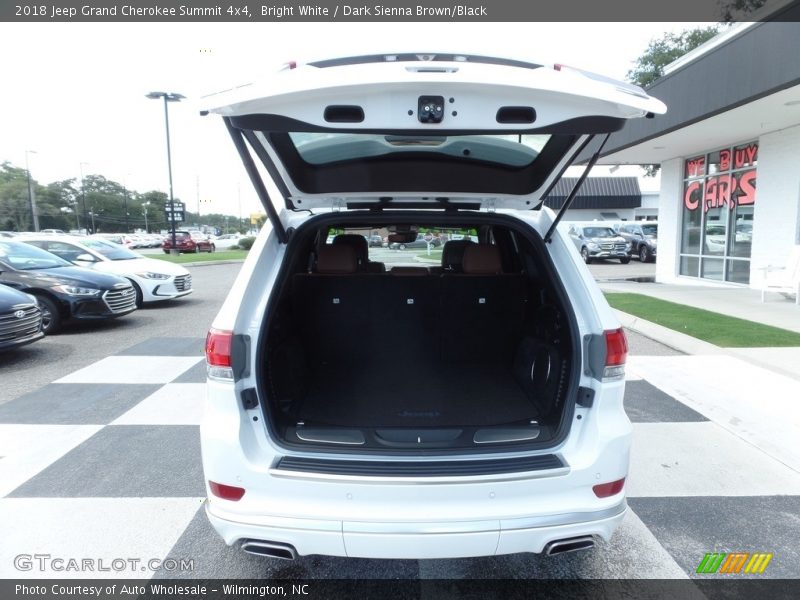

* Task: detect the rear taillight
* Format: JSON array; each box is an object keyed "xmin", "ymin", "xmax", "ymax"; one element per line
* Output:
[
  {"xmin": 603, "ymin": 328, "xmax": 628, "ymax": 379},
  {"xmin": 209, "ymin": 480, "xmax": 245, "ymax": 501},
  {"xmin": 593, "ymin": 477, "xmax": 625, "ymax": 498},
  {"xmin": 206, "ymin": 328, "xmax": 234, "ymax": 380}
]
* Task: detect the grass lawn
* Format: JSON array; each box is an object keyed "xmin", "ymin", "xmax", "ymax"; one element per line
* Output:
[
  {"xmin": 605, "ymin": 292, "xmax": 800, "ymax": 348},
  {"xmin": 150, "ymin": 250, "xmax": 249, "ymax": 264}
]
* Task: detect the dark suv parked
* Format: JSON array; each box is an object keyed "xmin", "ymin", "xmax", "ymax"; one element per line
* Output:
[
  {"xmin": 0, "ymin": 240, "xmax": 137, "ymax": 333},
  {"xmin": 618, "ymin": 222, "xmax": 658, "ymax": 263}
]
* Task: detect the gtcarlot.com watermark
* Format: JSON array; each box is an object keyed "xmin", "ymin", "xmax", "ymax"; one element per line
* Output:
[{"xmin": 14, "ymin": 554, "xmax": 194, "ymax": 573}]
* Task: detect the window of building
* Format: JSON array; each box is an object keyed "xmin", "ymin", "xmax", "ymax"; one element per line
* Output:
[{"xmin": 679, "ymin": 142, "xmax": 757, "ymax": 283}]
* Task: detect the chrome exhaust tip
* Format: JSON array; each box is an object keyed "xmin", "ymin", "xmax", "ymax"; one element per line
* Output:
[
  {"xmin": 544, "ymin": 536, "xmax": 596, "ymax": 556},
  {"xmin": 240, "ymin": 540, "xmax": 298, "ymax": 560}
]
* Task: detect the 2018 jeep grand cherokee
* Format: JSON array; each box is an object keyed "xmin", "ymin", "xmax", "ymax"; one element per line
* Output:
[{"xmin": 199, "ymin": 53, "xmax": 666, "ymax": 560}]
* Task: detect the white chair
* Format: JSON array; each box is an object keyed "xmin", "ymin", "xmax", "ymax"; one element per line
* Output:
[{"xmin": 760, "ymin": 245, "xmax": 800, "ymax": 305}]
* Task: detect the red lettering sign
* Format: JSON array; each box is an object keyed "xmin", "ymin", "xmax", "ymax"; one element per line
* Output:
[
  {"xmin": 735, "ymin": 170, "xmax": 756, "ymax": 205},
  {"xmin": 684, "ymin": 181, "xmax": 701, "ymax": 211},
  {"xmin": 719, "ymin": 149, "xmax": 731, "ymax": 171},
  {"xmin": 703, "ymin": 175, "xmax": 734, "ymax": 212},
  {"xmin": 734, "ymin": 143, "xmax": 758, "ymax": 169},
  {"xmin": 686, "ymin": 156, "xmax": 705, "ymax": 178}
]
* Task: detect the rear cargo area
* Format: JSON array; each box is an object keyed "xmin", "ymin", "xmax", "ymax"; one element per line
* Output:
[{"xmin": 261, "ymin": 218, "xmax": 575, "ymax": 451}]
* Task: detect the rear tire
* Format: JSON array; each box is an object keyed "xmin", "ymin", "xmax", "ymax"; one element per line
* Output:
[
  {"xmin": 209, "ymin": 244, "xmax": 216, "ymax": 253},
  {"xmin": 639, "ymin": 245, "xmax": 651, "ymax": 263},
  {"xmin": 36, "ymin": 295, "xmax": 62, "ymax": 334},
  {"xmin": 580, "ymin": 247, "xmax": 591, "ymax": 264}
]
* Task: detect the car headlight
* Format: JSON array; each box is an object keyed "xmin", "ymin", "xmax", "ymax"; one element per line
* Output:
[
  {"xmin": 625, "ymin": 242, "xmax": 632, "ymax": 251},
  {"xmin": 52, "ymin": 285, "xmax": 101, "ymax": 297},
  {"xmin": 587, "ymin": 242, "xmax": 600, "ymax": 250},
  {"xmin": 135, "ymin": 272, "xmax": 171, "ymax": 280}
]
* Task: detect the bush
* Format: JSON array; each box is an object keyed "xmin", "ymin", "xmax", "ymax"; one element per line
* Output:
[{"xmin": 236, "ymin": 236, "xmax": 256, "ymax": 251}]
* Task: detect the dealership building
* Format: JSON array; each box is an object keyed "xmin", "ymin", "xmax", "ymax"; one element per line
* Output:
[{"xmin": 588, "ymin": 15, "xmax": 800, "ymax": 288}]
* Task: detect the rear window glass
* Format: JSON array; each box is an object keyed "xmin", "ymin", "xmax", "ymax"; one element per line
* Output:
[
  {"xmin": 326, "ymin": 227, "xmax": 479, "ymax": 268},
  {"xmin": 289, "ymin": 133, "xmax": 550, "ymax": 167}
]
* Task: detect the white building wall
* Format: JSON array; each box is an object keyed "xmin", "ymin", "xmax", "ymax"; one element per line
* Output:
[
  {"xmin": 750, "ymin": 124, "xmax": 800, "ymax": 286},
  {"xmin": 656, "ymin": 158, "xmax": 682, "ymax": 284}
]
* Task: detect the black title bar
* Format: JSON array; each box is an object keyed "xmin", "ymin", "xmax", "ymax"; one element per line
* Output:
[{"xmin": 3, "ymin": 0, "xmax": 800, "ymax": 22}]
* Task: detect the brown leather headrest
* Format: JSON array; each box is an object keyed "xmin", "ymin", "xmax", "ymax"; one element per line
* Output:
[
  {"xmin": 462, "ymin": 245, "xmax": 502, "ymax": 275},
  {"xmin": 316, "ymin": 245, "xmax": 357, "ymax": 274},
  {"xmin": 441, "ymin": 239, "xmax": 475, "ymax": 272},
  {"xmin": 333, "ymin": 234, "xmax": 368, "ymax": 264}
]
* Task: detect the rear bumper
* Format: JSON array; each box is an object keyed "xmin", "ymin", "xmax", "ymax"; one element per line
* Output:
[{"xmin": 206, "ymin": 499, "xmax": 627, "ymax": 559}]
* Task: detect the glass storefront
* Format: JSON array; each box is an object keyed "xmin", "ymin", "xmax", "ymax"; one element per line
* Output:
[{"xmin": 679, "ymin": 142, "xmax": 757, "ymax": 283}]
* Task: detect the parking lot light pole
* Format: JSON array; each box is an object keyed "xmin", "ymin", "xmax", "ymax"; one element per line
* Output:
[
  {"xmin": 146, "ymin": 91, "xmax": 184, "ymax": 255},
  {"xmin": 25, "ymin": 150, "xmax": 39, "ymax": 232},
  {"xmin": 142, "ymin": 201, "xmax": 150, "ymax": 233}
]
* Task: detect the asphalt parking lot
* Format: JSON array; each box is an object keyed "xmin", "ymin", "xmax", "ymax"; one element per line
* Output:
[{"xmin": 2, "ymin": 260, "xmax": 799, "ymax": 581}]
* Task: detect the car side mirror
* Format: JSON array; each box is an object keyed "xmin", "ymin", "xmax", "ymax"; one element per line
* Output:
[{"xmin": 75, "ymin": 253, "xmax": 96, "ymax": 262}]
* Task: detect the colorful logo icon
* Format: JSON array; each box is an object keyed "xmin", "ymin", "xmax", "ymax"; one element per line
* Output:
[{"xmin": 696, "ymin": 552, "xmax": 773, "ymax": 574}]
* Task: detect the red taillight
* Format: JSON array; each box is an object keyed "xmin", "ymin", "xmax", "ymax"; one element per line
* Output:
[
  {"xmin": 593, "ymin": 477, "xmax": 625, "ymax": 498},
  {"xmin": 209, "ymin": 480, "xmax": 245, "ymax": 501},
  {"xmin": 206, "ymin": 328, "xmax": 233, "ymax": 367},
  {"xmin": 604, "ymin": 328, "xmax": 628, "ymax": 367}
]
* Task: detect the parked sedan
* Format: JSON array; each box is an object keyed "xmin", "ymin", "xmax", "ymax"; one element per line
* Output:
[
  {"xmin": 213, "ymin": 233, "xmax": 243, "ymax": 250},
  {"xmin": 0, "ymin": 240, "xmax": 137, "ymax": 333},
  {"xmin": 20, "ymin": 234, "xmax": 192, "ymax": 307},
  {"xmin": 162, "ymin": 231, "xmax": 216, "ymax": 253},
  {"xmin": 0, "ymin": 284, "xmax": 44, "ymax": 351}
]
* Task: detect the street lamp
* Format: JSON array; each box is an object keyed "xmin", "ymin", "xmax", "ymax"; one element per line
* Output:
[
  {"xmin": 142, "ymin": 201, "xmax": 151, "ymax": 233},
  {"xmin": 146, "ymin": 91, "xmax": 184, "ymax": 254},
  {"xmin": 25, "ymin": 150, "xmax": 39, "ymax": 232},
  {"xmin": 79, "ymin": 162, "xmax": 89, "ymax": 234}
]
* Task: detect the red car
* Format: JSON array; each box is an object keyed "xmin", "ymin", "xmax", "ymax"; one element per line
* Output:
[{"xmin": 162, "ymin": 231, "xmax": 216, "ymax": 254}]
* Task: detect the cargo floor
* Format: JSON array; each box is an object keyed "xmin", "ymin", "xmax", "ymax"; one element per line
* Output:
[{"xmin": 294, "ymin": 363, "xmax": 537, "ymax": 428}]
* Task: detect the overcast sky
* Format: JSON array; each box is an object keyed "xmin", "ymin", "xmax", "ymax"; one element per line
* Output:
[{"xmin": 0, "ymin": 22, "xmax": 711, "ymax": 217}]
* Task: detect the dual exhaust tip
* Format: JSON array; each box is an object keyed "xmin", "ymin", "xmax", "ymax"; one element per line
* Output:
[
  {"xmin": 240, "ymin": 535, "xmax": 596, "ymax": 560},
  {"xmin": 240, "ymin": 540, "xmax": 298, "ymax": 560},
  {"xmin": 543, "ymin": 535, "xmax": 597, "ymax": 556}
]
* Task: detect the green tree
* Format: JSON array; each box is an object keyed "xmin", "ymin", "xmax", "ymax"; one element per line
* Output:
[
  {"xmin": 627, "ymin": 26, "xmax": 721, "ymax": 177},
  {"xmin": 627, "ymin": 26, "xmax": 721, "ymax": 88},
  {"xmin": 720, "ymin": 0, "xmax": 767, "ymax": 21}
]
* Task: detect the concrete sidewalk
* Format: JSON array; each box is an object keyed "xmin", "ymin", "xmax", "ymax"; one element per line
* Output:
[{"xmin": 599, "ymin": 280, "xmax": 800, "ymax": 382}]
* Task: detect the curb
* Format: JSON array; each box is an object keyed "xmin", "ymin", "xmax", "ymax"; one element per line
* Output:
[
  {"xmin": 615, "ymin": 308, "xmax": 800, "ymax": 383},
  {"xmin": 172, "ymin": 259, "xmax": 247, "ymax": 268}
]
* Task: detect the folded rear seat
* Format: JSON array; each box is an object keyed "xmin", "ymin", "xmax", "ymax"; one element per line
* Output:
[{"xmin": 440, "ymin": 245, "xmax": 526, "ymax": 364}]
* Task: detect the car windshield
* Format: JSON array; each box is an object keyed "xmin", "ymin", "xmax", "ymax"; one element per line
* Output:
[
  {"xmin": 0, "ymin": 241, "xmax": 72, "ymax": 270},
  {"xmin": 641, "ymin": 224, "xmax": 658, "ymax": 236},
  {"xmin": 85, "ymin": 237, "xmax": 140, "ymax": 260},
  {"xmin": 288, "ymin": 133, "xmax": 551, "ymax": 167},
  {"xmin": 583, "ymin": 227, "xmax": 617, "ymax": 238}
]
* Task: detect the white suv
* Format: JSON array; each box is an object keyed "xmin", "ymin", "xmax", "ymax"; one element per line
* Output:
[{"xmin": 200, "ymin": 53, "xmax": 666, "ymax": 561}]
